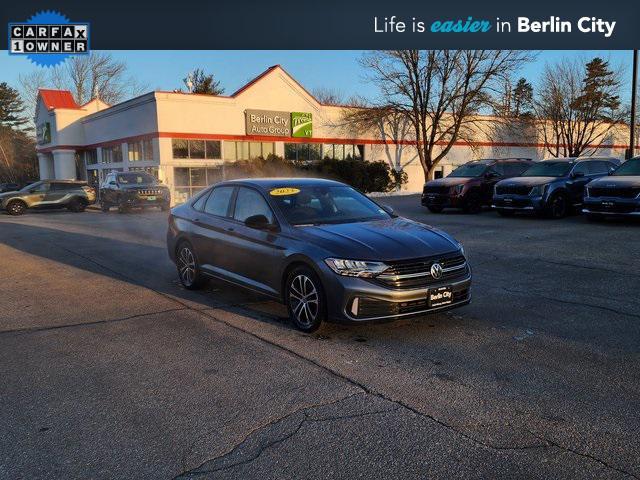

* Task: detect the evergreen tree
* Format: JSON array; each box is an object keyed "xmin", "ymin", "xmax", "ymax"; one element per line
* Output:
[
  {"xmin": 183, "ymin": 69, "xmax": 224, "ymax": 95},
  {"xmin": 572, "ymin": 58, "xmax": 621, "ymax": 120},
  {"xmin": 511, "ymin": 78, "xmax": 533, "ymax": 117},
  {"xmin": 0, "ymin": 82, "xmax": 29, "ymax": 130}
]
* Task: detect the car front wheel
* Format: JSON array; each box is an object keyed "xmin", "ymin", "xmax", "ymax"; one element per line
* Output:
[
  {"xmin": 286, "ymin": 266, "xmax": 326, "ymax": 333},
  {"xmin": 6, "ymin": 200, "xmax": 26, "ymax": 216},
  {"xmin": 547, "ymin": 192, "xmax": 568, "ymax": 219}
]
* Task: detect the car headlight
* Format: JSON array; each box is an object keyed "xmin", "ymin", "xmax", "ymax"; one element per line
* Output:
[
  {"xmin": 324, "ymin": 258, "xmax": 389, "ymax": 277},
  {"xmin": 451, "ymin": 184, "xmax": 465, "ymax": 194},
  {"xmin": 529, "ymin": 184, "xmax": 547, "ymax": 196}
]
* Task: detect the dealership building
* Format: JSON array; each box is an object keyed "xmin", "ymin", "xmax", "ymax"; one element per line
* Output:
[{"xmin": 35, "ymin": 65, "xmax": 629, "ymax": 203}]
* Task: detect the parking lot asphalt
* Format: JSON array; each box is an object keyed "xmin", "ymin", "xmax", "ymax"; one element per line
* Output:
[{"xmin": 0, "ymin": 196, "xmax": 639, "ymax": 479}]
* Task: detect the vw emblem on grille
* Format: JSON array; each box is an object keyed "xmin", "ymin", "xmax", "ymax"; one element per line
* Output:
[{"xmin": 430, "ymin": 262, "xmax": 443, "ymax": 279}]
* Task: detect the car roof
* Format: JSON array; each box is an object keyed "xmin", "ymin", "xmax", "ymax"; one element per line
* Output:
[
  {"xmin": 541, "ymin": 157, "xmax": 577, "ymax": 163},
  {"xmin": 219, "ymin": 177, "xmax": 347, "ymax": 190}
]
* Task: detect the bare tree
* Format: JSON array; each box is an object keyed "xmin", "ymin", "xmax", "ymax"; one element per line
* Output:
[
  {"xmin": 19, "ymin": 53, "xmax": 147, "ymax": 125},
  {"xmin": 534, "ymin": 57, "xmax": 626, "ymax": 158},
  {"xmin": 359, "ymin": 50, "xmax": 532, "ymax": 181},
  {"xmin": 312, "ymin": 87, "xmax": 345, "ymax": 106}
]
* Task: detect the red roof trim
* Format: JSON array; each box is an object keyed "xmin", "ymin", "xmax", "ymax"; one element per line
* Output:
[{"xmin": 38, "ymin": 89, "xmax": 80, "ymax": 110}]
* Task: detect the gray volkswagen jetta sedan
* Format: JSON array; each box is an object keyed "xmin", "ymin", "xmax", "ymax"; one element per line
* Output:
[{"xmin": 167, "ymin": 178, "xmax": 471, "ymax": 332}]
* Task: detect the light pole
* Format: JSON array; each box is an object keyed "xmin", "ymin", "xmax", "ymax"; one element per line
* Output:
[{"xmin": 629, "ymin": 49, "xmax": 638, "ymax": 159}]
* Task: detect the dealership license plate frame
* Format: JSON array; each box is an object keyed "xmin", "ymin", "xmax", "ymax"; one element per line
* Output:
[
  {"xmin": 146, "ymin": 196, "xmax": 157, "ymax": 201},
  {"xmin": 428, "ymin": 286, "xmax": 453, "ymax": 308}
]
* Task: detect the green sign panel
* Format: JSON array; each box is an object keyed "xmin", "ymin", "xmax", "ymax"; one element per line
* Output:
[{"xmin": 291, "ymin": 112, "xmax": 312, "ymax": 138}]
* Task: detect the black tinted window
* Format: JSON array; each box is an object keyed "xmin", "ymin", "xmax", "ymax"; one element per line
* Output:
[
  {"xmin": 491, "ymin": 163, "xmax": 505, "ymax": 176},
  {"xmin": 233, "ymin": 187, "xmax": 274, "ymax": 223},
  {"xmin": 192, "ymin": 191, "xmax": 210, "ymax": 211},
  {"xmin": 572, "ymin": 162, "xmax": 590, "ymax": 175},
  {"xmin": 588, "ymin": 161, "xmax": 610, "ymax": 175},
  {"xmin": 52, "ymin": 183, "xmax": 79, "ymax": 191},
  {"xmin": 503, "ymin": 162, "xmax": 530, "ymax": 177},
  {"xmin": 204, "ymin": 186, "xmax": 234, "ymax": 217}
]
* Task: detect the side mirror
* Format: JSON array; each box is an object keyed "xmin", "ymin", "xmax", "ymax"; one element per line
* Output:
[
  {"xmin": 381, "ymin": 204, "xmax": 394, "ymax": 215},
  {"xmin": 245, "ymin": 214, "xmax": 275, "ymax": 230},
  {"xmin": 571, "ymin": 171, "xmax": 585, "ymax": 178}
]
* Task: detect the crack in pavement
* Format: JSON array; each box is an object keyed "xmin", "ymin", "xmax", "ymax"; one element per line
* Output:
[
  {"xmin": 174, "ymin": 393, "xmax": 401, "ymax": 478},
  {"xmin": 0, "ymin": 307, "xmax": 188, "ymax": 336},
  {"xmin": 47, "ymin": 241, "xmax": 639, "ymax": 479}
]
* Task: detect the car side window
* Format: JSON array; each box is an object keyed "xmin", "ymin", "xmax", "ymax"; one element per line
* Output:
[
  {"xmin": 491, "ymin": 163, "xmax": 505, "ymax": 176},
  {"xmin": 192, "ymin": 190, "xmax": 210, "ymax": 211},
  {"xmin": 204, "ymin": 186, "xmax": 234, "ymax": 217},
  {"xmin": 233, "ymin": 187, "xmax": 274, "ymax": 224},
  {"xmin": 572, "ymin": 162, "xmax": 590, "ymax": 175},
  {"xmin": 504, "ymin": 162, "xmax": 529, "ymax": 177},
  {"xmin": 589, "ymin": 161, "xmax": 610, "ymax": 175},
  {"xmin": 32, "ymin": 182, "xmax": 51, "ymax": 193},
  {"xmin": 52, "ymin": 183, "xmax": 72, "ymax": 191}
]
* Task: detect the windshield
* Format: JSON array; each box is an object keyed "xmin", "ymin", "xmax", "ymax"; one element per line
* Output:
[
  {"xmin": 612, "ymin": 159, "xmax": 640, "ymax": 176},
  {"xmin": 117, "ymin": 173, "xmax": 155, "ymax": 184},
  {"xmin": 270, "ymin": 185, "xmax": 391, "ymax": 226},
  {"xmin": 19, "ymin": 181, "xmax": 41, "ymax": 192},
  {"xmin": 521, "ymin": 162, "xmax": 573, "ymax": 177},
  {"xmin": 448, "ymin": 163, "xmax": 488, "ymax": 178}
]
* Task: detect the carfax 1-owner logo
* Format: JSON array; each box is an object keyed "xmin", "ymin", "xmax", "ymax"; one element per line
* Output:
[{"xmin": 8, "ymin": 10, "xmax": 90, "ymax": 66}]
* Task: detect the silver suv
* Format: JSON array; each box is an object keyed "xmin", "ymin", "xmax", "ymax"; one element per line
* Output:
[{"xmin": 0, "ymin": 180, "xmax": 96, "ymax": 216}]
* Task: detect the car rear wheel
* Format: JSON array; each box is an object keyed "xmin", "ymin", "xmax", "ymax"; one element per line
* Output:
[
  {"xmin": 176, "ymin": 241, "xmax": 207, "ymax": 290},
  {"xmin": 286, "ymin": 266, "xmax": 326, "ymax": 333},
  {"xmin": 547, "ymin": 192, "xmax": 568, "ymax": 219},
  {"xmin": 67, "ymin": 198, "xmax": 86, "ymax": 212},
  {"xmin": 427, "ymin": 206, "xmax": 444, "ymax": 214},
  {"xmin": 100, "ymin": 202, "xmax": 110, "ymax": 213},
  {"xmin": 161, "ymin": 203, "xmax": 170, "ymax": 212},
  {"xmin": 463, "ymin": 194, "xmax": 482, "ymax": 214},
  {"xmin": 6, "ymin": 200, "xmax": 26, "ymax": 216},
  {"xmin": 118, "ymin": 205, "xmax": 130, "ymax": 214}
]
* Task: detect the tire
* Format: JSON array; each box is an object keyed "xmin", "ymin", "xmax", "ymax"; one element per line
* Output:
[
  {"xmin": 100, "ymin": 202, "xmax": 110, "ymax": 213},
  {"xmin": 427, "ymin": 206, "xmax": 444, "ymax": 214},
  {"xmin": 463, "ymin": 194, "xmax": 482, "ymax": 214},
  {"xmin": 6, "ymin": 200, "xmax": 26, "ymax": 216},
  {"xmin": 497, "ymin": 209, "xmax": 515, "ymax": 217},
  {"xmin": 117, "ymin": 204, "xmax": 130, "ymax": 214},
  {"xmin": 285, "ymin": 265, "xmax": 326, "ymax": 333},
  {"xmin": 546, "ymin": 192, "xmax": 569, "ymax": 219},
  {"xmin": 67, "ymin": 198, "xmax": 86, "ymax": 212},
  {"xmin": 160, "ymin": 203, "xmax": 170, "ymax": 212},
  {"xmin": 175, "ymin": 241, "xmax": 207, "ymax": 290}
]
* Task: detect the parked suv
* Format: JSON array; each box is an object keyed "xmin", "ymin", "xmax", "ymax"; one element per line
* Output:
[
  {"xmin": 0, "ymin": 180, "xmax": 96, "ymax": 216},
  {"xmin": 0, "ymin": 183, "xmax": 19, "ymax": 193},
  {"xmin": 100, "ymin": 172, "xmax": 170, "ymax": 213},
  {"xmin": 422, "ymin": 158, "xmax": 532, "ymax": 213},
  {"xmin": 167, "ymin": 178, "xmax": 471, "ymax": 332},
  {"xmin": 492, "ymin": 157, "xmax": 619, "ymax": 218},
  {"xmin": 582, "ymin": 157, "xmax": 640, "ymax": 220}
]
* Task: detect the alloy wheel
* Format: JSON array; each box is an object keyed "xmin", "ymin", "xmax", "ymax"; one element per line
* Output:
[
  {"xmin": 551, "ymin": 195, "xmax": 567, "ymax": 218},
  {"xmin": 289, "ymin": 274, "xmax": 319, "ymax": 328},
  {"xmin": 177, "ymin": 246, "xmax": 197, "ymax": 287}
]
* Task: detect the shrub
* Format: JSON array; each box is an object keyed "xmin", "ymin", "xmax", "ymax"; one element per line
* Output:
[{"xmin": 223, "ymin": 154, "xmax": 407, "ymax": 193}]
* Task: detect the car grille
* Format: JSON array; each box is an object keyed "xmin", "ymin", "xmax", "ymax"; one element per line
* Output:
[
  {"xmin": 374, "ymin": 254, "xmax": 468, "ymax": 289},
  {"xmin": 587, "ymin": 203, "xmax": 637, "ymax": 214},
  {"xmin": 495, "ymin": 185, "xmax": 532, "ymax": 195},
  {"xmin": 353, "ymin": 289, "xmax": 470, "ymax": 318},
  {"xmin": 588, "ymin": 186, "xmax": 640, "ymax": 198},
  {"xmin": 423, "ymin": 185, "xmax": 450, "ymax": 195}
]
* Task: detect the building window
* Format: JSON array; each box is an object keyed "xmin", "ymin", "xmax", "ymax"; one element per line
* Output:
[
  {"xmin": 129, "ymin": 166, "xmax": 159, "ymax": 179},
  {"xmin": 224, "ymin": 141, "xmax": 275, "ymax": 161},
  {"xmin": 85, "ymin": 149, "xmax": 97, "ymax": 165},
  {"xmin": 283, "ymin": 143, "xmax": 323, "ymax": 162},
  {"xmin": 101, "ymin": 145, "xmax": 123, "ymax": 163},
  {"xmin": 319, "ymin": 144, "xmax": 365, "ymax": 161},
  {"xmin": 173, "ymin": 166, "xmax": 224, "ymax": 203},
  {"xmin": 172, "ymin": 138, "xmax": 222, "ymax": 159},
  {"xmin": 128, "ymin": 139, "xmax": 155, "ymax": 161}
]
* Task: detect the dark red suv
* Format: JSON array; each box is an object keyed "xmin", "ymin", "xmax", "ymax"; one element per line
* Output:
[{"xmin": 422, "ymin": 158, "xmax": 532, "ymax": 213}]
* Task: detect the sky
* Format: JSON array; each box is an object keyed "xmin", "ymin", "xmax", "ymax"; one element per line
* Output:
[{"xmin": 0, "ymin": 50, "xmax": 635, "ymax": 104}]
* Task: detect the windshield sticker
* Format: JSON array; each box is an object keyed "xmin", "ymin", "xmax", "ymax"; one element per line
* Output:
[{"xmin": 270, "ymin": 188, "xmax": 300, "ymax": 196}]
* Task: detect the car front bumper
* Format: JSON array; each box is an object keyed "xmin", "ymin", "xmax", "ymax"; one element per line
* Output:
[
  {"xmin": 582, "ymin": 197, "xmax": 640, "ymax": 216},
  {"xmin": 122, "ymin": 195, "xmax": 170, "ymax": 207},
  {"xmin": 421, "ymin": 192, "xmax": 465, "ymax": 208},
  {"xmin": 492, "ymin": 195, "xmax": 545, "ymax": 212},
  {"xmin": 320, "ymin": 265, "xmax": 472, "ymax": 323}
]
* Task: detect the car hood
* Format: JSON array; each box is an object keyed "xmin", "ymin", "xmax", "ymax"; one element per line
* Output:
[
  {"xmin": 425, "ymin": 177, "xmax": 471, "ymax": 187},
  {"xmin": 295, "ymin": 217, "xmax": 460, "ymax": 261},
  {"xmin": 0, "ymin": 191, "xmax": 19, "ymax": 200},
  {"xmin": 588, "ymin": 176, "xmax": 640, "ymax": 187},
  {"xmin": 497, "ymin": 176, "xmax": 560, "ymax": 187}
]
